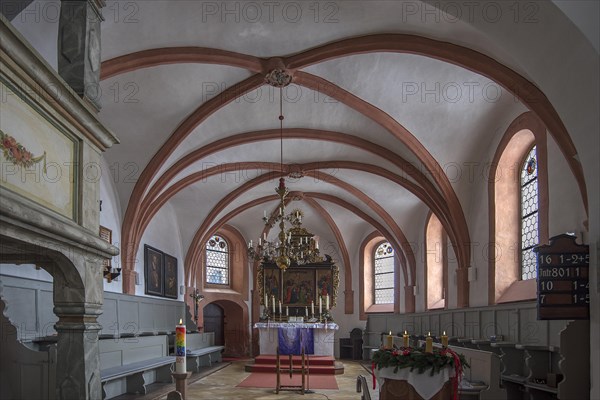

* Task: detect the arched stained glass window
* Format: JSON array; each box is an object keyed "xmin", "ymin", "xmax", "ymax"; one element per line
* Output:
[
  {"xmin": 374, "ymin": 242, "xmax": 395, "ymax": 304},
  {"xmin": 520, "ymin": 145, "xmax": 539, "ymax": 280},
  {"xmin": 206, "ymin": 235, "xmax": 229, "ymax": 285}
]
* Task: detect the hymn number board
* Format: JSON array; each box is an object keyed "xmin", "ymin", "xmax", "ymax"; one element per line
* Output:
[{"xmin": 534, "ymin": 234, "xmax": 590, "ymax": 320}]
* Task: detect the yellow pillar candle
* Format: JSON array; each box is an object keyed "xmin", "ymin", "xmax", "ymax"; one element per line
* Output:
[
  {"xmin": 403, "ymin": 330, "xmax": 409, "ymax": 347},
  {"xmin": 441, "ymin": 331, "xmax": 448, "ymax": 347},
  {"xmin": 425, "ymin": 332, "xmax": 433, "ymax": 353},
  {"xmin": 386, "ymin": 331, "xmax": 393, "ymax": 349}
]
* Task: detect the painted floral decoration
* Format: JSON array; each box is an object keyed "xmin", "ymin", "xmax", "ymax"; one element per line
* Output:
[{"xmin": 0, "ymin": 129, "xmax": 46, "ymax": 170}]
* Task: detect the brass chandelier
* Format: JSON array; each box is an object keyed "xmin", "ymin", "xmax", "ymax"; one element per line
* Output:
[{"xmin": 247, "ymin": 69, "xmax": 323, "ymax": 271}]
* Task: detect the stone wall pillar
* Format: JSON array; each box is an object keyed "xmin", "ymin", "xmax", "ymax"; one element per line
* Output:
[
  {"xmin": 54, "ymin": 304, "xmax": 102, "ymax": 400},
  {"xmin": 58, "ymin": 0, "xmax": 104, "ymax": 109},
  {"xmin": 50, "ymin": 252, "xmax": 105, "ymax": 400}
]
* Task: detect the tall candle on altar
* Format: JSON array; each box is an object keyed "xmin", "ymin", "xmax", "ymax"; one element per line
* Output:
[
  {"xmin": 326, "ymin": 295, "xmax": 329, "ymax": 310},
  {"xmin": 279, "ymin": 300, "xmax": 282, "ymax": 315},
  {"xmin": 425, "ymin": 332, "xmax": 433, "ymax": 353},
  {"xmin": 319, "ymin": 296, "xmax": 322, "ymax": 314},
  {"xmin": 386, "ymin": 331, "xmax": 393, "ymax": 349},
  {"xmin": 175, "ymin": 319, "xmax": 186, "ymax": 373},
  {"xmin": 311, "ymin": 301, "xmax": 314, "ymax": 315},
  {"xmin": 403, "ymin": 330, "xmax": 409, "ymax": 347},
  {"xmin": 272, "ymin": 295, "xmax": 276, "ymax": 314}
]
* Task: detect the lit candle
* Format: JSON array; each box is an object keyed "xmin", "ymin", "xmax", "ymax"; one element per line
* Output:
[
  {"xmin": 316, "ymin": 241, "xmax": 319, "ymax": 250},
  {"xmin": 442, "ymin": 331, "xmax": 448, "ymax": 347},
  {"xmin": 426, "ymin": 332, "xmax": 433, "ymax": 353},
  {"xmin": 264, "ymin": 210, "xmax": 267, "ymax": 218},
  {"xmin": 403, "ymin": 330, "xmax": 409, "ymax": 348},
  {"xmin": 249, "ymin": 240, "xmax": 253, "ymax": 247},
  {"xmin": 326, "ymin": 295, "xmax": 330, "ymax": 310},
  {"xmin": 311, "ymin": 301, "xmax": 315, "ymax": 315},
  {"xmin": 175, "ymin": 319, "xmax": 186, "ymax": 373},
  {"xmin": 386, "ymin": 331, "xmax": 393, "ymax": 349},
  {"xmin": 319, "ymin": 296, "xmax": 322, "ymax": 314}
]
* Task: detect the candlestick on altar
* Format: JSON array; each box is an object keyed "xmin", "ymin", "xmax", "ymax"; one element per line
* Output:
[
  {"xmin": 279, "ymin": 300, "xmax": 282, "ymax": 315},
  {"xmin": 286, "ymin": 306, "xmax": 289, "ymax": 316},
  {"xmin": 311, "ymin": 300, "xmax": 314, "ymax": 315},
  {"xmin": 403, "ymin": 330, "xmax": 409, "ymax": 347},
  {"xmin": 441, "ymin": 331, "xmax": 449, "ymax": 347},
  {"xmin": 175, "ymin": 319, "xmax": 186, "ymax": 373},
  {"xmin": 386, "ymin": 331, "xmax": 393, "ymax": 349},
  {"xmin": 318, "ymin": 297, "xmax": 322, "ymax": 315},
  {"xmin": 326, "ymin": 295, "xmax": 329, "ymax": 310},
  {"xmin": 305, "ymin": 306, "xmax": 308, "ymax": 317},
  {"xmin": 272, "ymin": 295, "xmax": 276, "ymax": 314},
  {"xmin": 425, "ymin": 332, "xmax": 433, "ymax": 353}
]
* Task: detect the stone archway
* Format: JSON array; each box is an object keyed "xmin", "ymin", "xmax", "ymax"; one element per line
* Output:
[
  {"xmin": 0, "ymin": 192, "xmax": 117, "ymax": 400},
  {"xmin": 207, "ymin": 299, "xmax": 249, "ymax": 358}
]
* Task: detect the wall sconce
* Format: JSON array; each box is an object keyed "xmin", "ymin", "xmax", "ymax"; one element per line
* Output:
[{"xmin": 104, "ymin": 266, "xmax": 121, "ymax": 283}]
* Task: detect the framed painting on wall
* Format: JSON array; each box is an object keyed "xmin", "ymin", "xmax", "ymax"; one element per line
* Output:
[
  {"xmin": 144, "ymin": 245, "xmax": 164, "ymax": 297},
  {"xmin": 163, "ymin": 253, "xmax": 178, "ymax": 299},
  {"xmin": 282, "ymin": 269, "xmax": 315, "ymax": 306}
]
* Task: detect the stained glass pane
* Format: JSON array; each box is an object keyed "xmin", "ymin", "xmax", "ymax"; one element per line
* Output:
[
  {"xmin": 374, "ymin": 242, "xmax": 395, "ymax": 304},
  {"xmin": 520, "ymin": 146, "xmax": 539, "ymax": 280},
  {"xmin": 206, "ymin": 235, "xmax": 229, "ymax": 285}
]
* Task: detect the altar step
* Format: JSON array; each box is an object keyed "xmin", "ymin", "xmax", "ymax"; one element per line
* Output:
[{"xmin": 245, "ymin": 355, "xmax": 344, "ymax": 375}]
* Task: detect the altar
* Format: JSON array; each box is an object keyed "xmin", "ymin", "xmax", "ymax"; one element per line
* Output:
[{"xmin": 254, "ymin": 322, "xmax": 339, "ymax": 356}]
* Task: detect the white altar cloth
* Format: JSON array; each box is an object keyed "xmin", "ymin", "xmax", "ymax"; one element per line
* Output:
[
  {"xmin": 374, "ymin": 365, "xmax": 454, "ymax": 400},
  {"xmin": 254, "ymin": 322, "xmax": 339, "ymax": 356}
]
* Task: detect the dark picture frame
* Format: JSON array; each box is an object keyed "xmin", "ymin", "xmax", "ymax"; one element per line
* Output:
[
  {"xmin": 163, "ymin": 253, "xmax": 178, "ymax": 299},
  {"xmin": 144, "ymin": 245, "xmax": 164, "ymax": 296},
  {"xmin": 263, "ymin": 266, "xmax": 281, "ymax": 304}
]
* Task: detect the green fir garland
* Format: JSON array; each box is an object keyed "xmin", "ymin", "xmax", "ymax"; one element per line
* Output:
[{"xmin": 372, "ymin": 346, "xmax": 470, "ymax": 377}]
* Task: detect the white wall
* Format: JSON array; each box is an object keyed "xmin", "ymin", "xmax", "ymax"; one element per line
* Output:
[{"xmin": 99, "ymin": 158, "xmax": 123, "ymax": 293}]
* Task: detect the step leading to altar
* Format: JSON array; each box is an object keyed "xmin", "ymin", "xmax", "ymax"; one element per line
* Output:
[{"xmin": 245, "ymin": 355, "xmax": 344, "ymax": 375}]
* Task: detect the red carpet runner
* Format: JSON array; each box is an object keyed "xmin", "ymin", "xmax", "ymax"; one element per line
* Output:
[
  {"xmin": 246, "ymin": 355, "xmax": 337, "ymax": 375},
  {"xmin": 237, "ymin": 372, "xmax": 338, "ymax": 390}
]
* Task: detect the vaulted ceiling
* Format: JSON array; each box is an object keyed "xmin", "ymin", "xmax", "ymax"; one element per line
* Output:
[
  {"xmin": 93, "ymin": 1, "xmax": 536, "ymax": 286},
  {"xmin": 9, "ymin": 0, "xmax": 591, "ymax": 289}
]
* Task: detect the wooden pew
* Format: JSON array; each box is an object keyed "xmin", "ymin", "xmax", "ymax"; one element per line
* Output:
[
  {"xmin": 99, "ymin": 334, "xmax": 174, "ymax": 399},
  {"xmin": 181, "ymin": 332, "xmax": 224, "ymax": 373},
  {"xmin": 447, "ymin": 345, "xmax": 507, "ymax": 400}
]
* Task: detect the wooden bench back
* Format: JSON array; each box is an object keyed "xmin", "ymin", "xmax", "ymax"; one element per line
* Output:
[
  {"xmin": 99, "ymin": 335, "xmax": 169, "ymax": 369},
  {"xmin": 184, "ymin": 332, "xmax": 215, "ymax": 350}
]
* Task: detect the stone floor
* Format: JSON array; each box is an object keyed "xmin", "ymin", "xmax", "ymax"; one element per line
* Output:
[{"xmin": 159, "ymin": 360, "xmax": 378, "ymax": 400}]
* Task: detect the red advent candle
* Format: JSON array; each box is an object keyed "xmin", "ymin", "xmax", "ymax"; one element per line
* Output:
[{"xmin": 175, "ymin": 319, "xmax": 186, "ymax": 373}]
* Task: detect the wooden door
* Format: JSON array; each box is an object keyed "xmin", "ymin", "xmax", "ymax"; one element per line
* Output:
[{"xmin": 203, "ymin": 303, "xmax": 224, "ymax": 346}]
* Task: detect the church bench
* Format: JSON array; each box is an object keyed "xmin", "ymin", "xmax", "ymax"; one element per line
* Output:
[
  {"xmin": 99, "ymin": 334, "xmax": 172, "ymax": 399},
  {"xmin": 186, "ymin": 345, "xmax": 225, "ymax": 372},
  {"xmin": 422, "ymin": 343, "xmax": 506, "ymax": 400},
  {"xmin": 100, "ymin": 356, "xmax": 175, "ymax": 399}
]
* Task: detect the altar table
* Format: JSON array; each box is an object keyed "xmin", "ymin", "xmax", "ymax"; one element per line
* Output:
[
  {"xmin": 254, "ymin": 322, "xmax": 338, "ymax": 356},
  {"xmin": 375, "ymin": 366, "xmax": 454, "ymax": 400}
]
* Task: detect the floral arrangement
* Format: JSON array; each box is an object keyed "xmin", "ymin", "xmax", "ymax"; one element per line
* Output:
[
  {"xmin": 0, "ymin": 129, "xmax": 46, "ymax": 171},
  {"xmin": 372, "ymin": 346, "xmax": 469, "ymax": 376},
  {"xmin": 372, "ymin": 346, "xmax": 470, "ymax": 400}
]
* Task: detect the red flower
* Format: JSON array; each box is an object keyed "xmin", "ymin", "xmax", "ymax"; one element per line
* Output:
[
  {"xmin": 3, "ymin": 136, "xmax": 16, "ymax": 149},
  {"xmin": 392, "ymin": 350, "xmax": 399, "ymax": 356},
  {"xmin": 10, "ymin": 147, "xmax": 21, "ymax": 161},
  {"xmin": 402, "ymin": 349, "xmax": 411, "ymax": 356}
]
